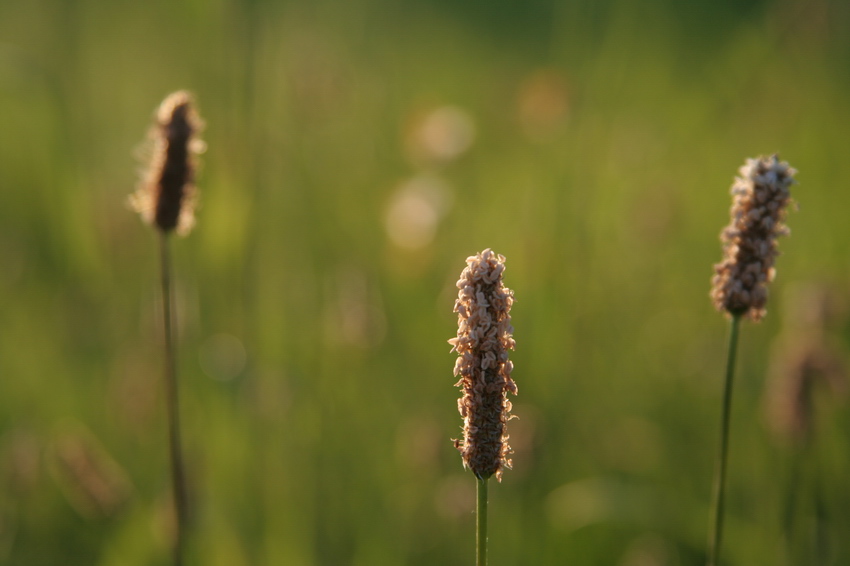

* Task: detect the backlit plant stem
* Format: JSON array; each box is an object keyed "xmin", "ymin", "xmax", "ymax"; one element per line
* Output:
[
  {"xmin": 159, "ymin": 232, "xmax": 188, "ymax": 566},
  {"xmin": 449, "ymin": 249, "xmax": 516, "ymax": 566},
  {"xmin": 477, "ymin": 477, "xmax": 489, "ymax": 566},
  {"xmin": 131, "ymin": 91, "xmax": 203, "ymax": 566},
  {"xmin": 707, "ymin": 155, "xmax": 795, "ymax": 564},
  {"xmin": 707, "ymin": 312, "xmax": 741, "ymax": 566}
]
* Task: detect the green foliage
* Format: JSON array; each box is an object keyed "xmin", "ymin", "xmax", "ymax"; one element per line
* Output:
[{"xmin": 1, "ymin": 0, "xmax": 850, "ymax": 563}]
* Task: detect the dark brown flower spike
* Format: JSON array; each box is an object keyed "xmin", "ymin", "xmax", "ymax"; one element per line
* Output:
[{"xmin": 131, "ymin": 91, "xmax": 204, "ymax": 236}]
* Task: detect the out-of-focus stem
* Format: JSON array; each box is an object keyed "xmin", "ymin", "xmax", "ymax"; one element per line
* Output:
[
  {"xmin": 160, "ymin": 231, "xmax": 188, "ymax": 566},
  {"xmin": 708, "ymin": 313, "xmax": 742, "ymax": 566}
]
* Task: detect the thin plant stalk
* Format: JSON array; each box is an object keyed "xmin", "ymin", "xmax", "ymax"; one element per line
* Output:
[
  {"xmin": 449, "ymin": 250, "xmax": 516, "ymax": 566},
  {"xmin": 707, "ymin": 312, "xmax": 742, "ymax": 566},
  {"xmin": 159, "ymin": 231, "xmax": 188, "ymax": 566},
  {"xmin": 707, "ymin": 155, "xmax": 795, "ymax": 565},
  {"xmin": 477, "ymin": 477, "xmax": 489, "ymax": 566},
  {"xmin": 131, "ymin": 91, "xmax": 202, "ymax": 566}
]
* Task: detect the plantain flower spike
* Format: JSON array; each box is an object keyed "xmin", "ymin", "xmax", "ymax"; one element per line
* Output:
[
  {"xmin": 711, "ymin": 154, "xmax": 796, "ymax": 321},
  {"xmin": 131, "ymin": 91, "xmax": 205, "ymax": 236},
  {"xmin": 449, "ymin": 249, "xmax": 517, "ymax": 481}
]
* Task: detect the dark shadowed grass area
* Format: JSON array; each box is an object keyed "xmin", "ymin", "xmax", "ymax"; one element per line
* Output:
[{"xmin": 1, "ymin": 0, "xmax": 850, "ymax": 564}]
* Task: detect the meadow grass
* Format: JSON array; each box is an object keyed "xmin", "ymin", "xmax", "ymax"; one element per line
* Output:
[{"xmin": 1, "ymin": 0, "xmax": 850, "ymax": 564}]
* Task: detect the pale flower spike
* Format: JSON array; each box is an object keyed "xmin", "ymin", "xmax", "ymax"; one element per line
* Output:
[
  {"xmin": 449, "ymin": 249, "xmax": 517, "ymax": 481},
  {"xmin": 711, "ymin": 154, "xmax": 796, "ymax": 321}
]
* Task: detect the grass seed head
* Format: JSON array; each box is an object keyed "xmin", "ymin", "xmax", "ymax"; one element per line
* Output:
[
  {"xmin": 449, "ymin": 249, "xmax": 517, "ymax": 481},
  {"xmin": 711, "ymin": 154, "xmax": 796, "ymax": 321},
  {"xmin": 131, "ymin": 90, "xmax": 204, "ymax": 236}
]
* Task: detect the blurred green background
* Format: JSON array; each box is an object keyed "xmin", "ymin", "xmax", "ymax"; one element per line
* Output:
[{"xmin": 2, "ymin": 0, "xmax": 850, "ymax": 564}]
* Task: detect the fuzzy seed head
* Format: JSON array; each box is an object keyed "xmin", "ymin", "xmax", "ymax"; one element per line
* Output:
[
  {"xmin": 449, "ymin": 249, "xmax": 517, "ymax": 481},
  {"xmin": 711, "ymin": 155, "xmax": 796, "ymax": 321},
  {"xmin": 130, "ymin": 91, "xmax": 204, "ymax": 236}
]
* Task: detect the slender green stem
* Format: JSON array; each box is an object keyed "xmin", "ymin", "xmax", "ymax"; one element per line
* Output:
[
  {"xmin": 477, "ymin": 476, "xmax": 489, "ymax": 566},
  {"xmin": 159, "ymin": 232, "xmax": 188, "ymax": 566},
  {"xmin": 707, "ymin": 313, "xmax": 742, "ymax": 566}
]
